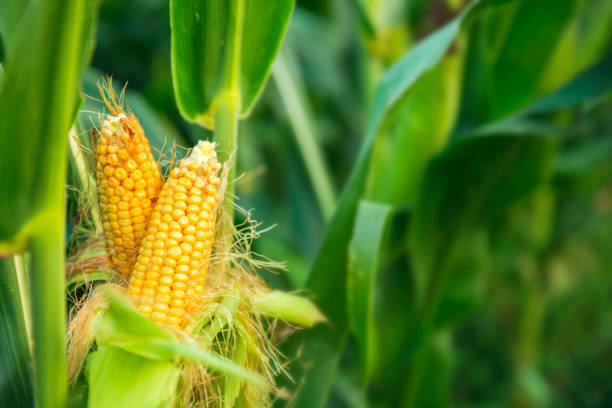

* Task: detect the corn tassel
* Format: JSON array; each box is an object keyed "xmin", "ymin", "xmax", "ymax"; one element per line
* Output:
[{"xmin": 128, "ymin": 141, "xmax": 221, "ymax": 326}]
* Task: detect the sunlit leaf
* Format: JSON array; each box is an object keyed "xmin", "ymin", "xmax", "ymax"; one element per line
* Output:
[
  {"xmin": 170, "ymin": 0, "xmax": 295, "ymax": 128},
  {"xmin": 87, "ymin": 346, "xmax": 180, "ymax": 408},
  {"xmin": 347, "ymin": 200, "xmax": 391, "ymax": 382},
  {"xmin": 0, "ymin": 257, "xmax": 33, "ymax": 407}
]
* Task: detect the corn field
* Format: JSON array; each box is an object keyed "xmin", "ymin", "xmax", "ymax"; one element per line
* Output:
[{"xmin": 1, "ymin": 0, "xmax": 611, "ymax": 407}]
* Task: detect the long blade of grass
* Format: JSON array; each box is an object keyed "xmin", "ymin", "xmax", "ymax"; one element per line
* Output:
[{"xmin": 272, "ymin": 47, "xmax": 337, "ymax": 220}]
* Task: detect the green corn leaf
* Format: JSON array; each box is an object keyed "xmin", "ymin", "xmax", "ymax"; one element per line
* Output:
[
  {"xmin": 460, "ymin": 53, "xmax": 612, "ymax": 138},
  {"xmin": 367, "ymin": 50, "xmax": 465, "ymax": 204},
  {"xmin": 280, "ymin": 1, "xmax": 516, "ymax": 406},
  {"xmin": 467, "ymin": 0, "xmax": 579, "ymax": 121},
  {"xmin": 411, "ymin": 135, "xmax": 555, "ymax": 314},
  {"xmin": 539, "ymin": 0, "xmax": 612, "ymax": 94},
  {"xmin": 0, "ymin": 0, "xmax": 29, "ymax": 47},
  {"xmin": 522, "ymin": 52, "xmax": 612, "ymax": 115},
  {"xmin": 170, "ymin": 0, "xmax": 295, "ymax": 128},
  {"xmin": 0, "ymin": 256, "xmax": 33, "ymax": 408},
  {"xmin": 0, "ymin": 1, "xmax": 99, "ymax": 407},
  {"xmin": 347, "ymin": 200, "xmax": 392, "ymax": 383},
  {"xmin": 87, "ymin": 346, "xmax": 180, "ymax": 408},
  {"xmin": 403, "ymin": 134, "xmax": 555, "ymax": 406}
]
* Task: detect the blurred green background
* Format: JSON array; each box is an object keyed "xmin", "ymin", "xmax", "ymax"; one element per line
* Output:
[{"xmin": 75, "ymin": 0, "xmax": 612, "ymax": 406}]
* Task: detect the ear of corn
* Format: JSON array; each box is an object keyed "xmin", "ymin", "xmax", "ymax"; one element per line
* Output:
[
  {"xmin": 127, "ymin": 141, "xmax": 221, "ymax": 327},
  {"xmin": 95, "ymin": 108, "xmax": 162, "ymax": 276}
]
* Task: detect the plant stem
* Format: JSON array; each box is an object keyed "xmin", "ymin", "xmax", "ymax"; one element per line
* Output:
[
  {"xmin": 29, "ymin": 220, "xmax": 67, "ymax": 408},
  {"xmin": 214, "ymin": 0, "xmax": 243, "ymax": 255},
  {"xmin": 214, "ymin": 95, "xmax": 240, "ymax": 254}
]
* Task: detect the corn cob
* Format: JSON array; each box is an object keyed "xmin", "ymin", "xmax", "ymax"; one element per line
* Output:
[
  {"xmin": 128, "ymin": 141, "xmax": 221, "ymax": 326},
  {"xmin": 95, "ymin": 107, "xmax": 162, "ymax": 276}
]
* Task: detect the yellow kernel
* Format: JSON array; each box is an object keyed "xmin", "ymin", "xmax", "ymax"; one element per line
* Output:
[
  {"xmin": 114, "ymin": 167, "xmax": 128, "ymax": 180},
  {"xmin": 168, "ymin": 247, "xmax": 182, "ymax": 259},
  {"xmin": 139, "ymin": 305, "xmax": 152, "ymax": 314},
  {"xmin": 171, "ymin": 290, "xmax": 185, "ymax": 299},
  {"xmin": 174, "ymin": 192, "xmax": 188, "ymax": 201},
  {"xmin": 172, "ymin": 209, "xmax": 186, "ymax": 219},
  {"xmin": 170, "ymin": 299, "xmax": 185, "ymax": 308},
  {"xmin": 194, "ymin": 178, "xmax": 205, "ymax": 189},
  {"xmin": 160, "ymin": 276, "xmax": 173, "ymax": 286},
  {"xmin": 126, "ymin": 159, "xmax": 137, "ymax": 171},
  {"xmin": 151, "ymin": 312, "xmax": 167, "ymax": 322},
  {"xmin": 178, "ymin": 177, "xmax": 192, "ymax": 188},
  {"xmin": 161, "ymin": 267, "xmax": 174, "ymax": 276},
  {"xmin": 117, "ymin": 210, "xmax": 130, "ymax": 219},
  {"xmin": 188, "ymin": 195, "xmax": 202, "ymax": 205},
  {"xmin": 168, "ymin": 308, "xmax": 185, "ymax": 318}
]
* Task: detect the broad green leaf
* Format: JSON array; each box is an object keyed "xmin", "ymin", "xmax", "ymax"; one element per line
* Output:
[
  {"xmin": 402, "ymin": 135, "xmax": 554, "ymax": 406},
  {"xmin": 539, "ymin": 0, "xmax": 612, "ymax": 93},
  {"xmin": 0, "ymin": 1, "xmax": 99, "ymax": 407},
  {"xmin": 170, "ymin": 0, "xmax": 295, "ymax": 128},
  {"xmin": 459, "ymin": 53, "xmax": 612, "ymax": 138},
  {"xmin": 367, "ymin": 49, "xmax": 464, "ymax": 204},
  {"xmin": 0, "ymin": 257, "xmax": 33, "ymax": 408},
  {"xmin": 411, "ymin": 135, "xmax": 554, "ymax": 310},
  {"xmin": 474, "ymin": 0, "xmax": 578, "ymax": 120},
  {"xmin": 87, "ymin": 346, "xmax": 180, "ymax": 408},
  {"xmin": 281, "ymin": 2, "xmax": 516, "ymax": 406},
  {"xmin": 555, "ymin": 136, "xmax": 612, "ymax": 177},
  {"xmin": 522, "ymin": 53, "xmax": 612, "ymax": 115},
  {"xmin": 0, "ymin": 0, "xmax": 29, "ymax": 47},
  {"xmin": 403, "ymin": 331, "xmax": 455, "ymax": 408},
  {"xmin": 432, "ymin": 229, "xmax": 489, "ymax": 329},
  {"xmin": 347, "ymin": 200, "xmax": 392, "ymax": 383}
]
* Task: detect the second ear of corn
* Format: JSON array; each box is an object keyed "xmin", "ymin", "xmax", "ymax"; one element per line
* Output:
[
  {"xmin": 127, "ymin": 141, "xmax": 221, "ymax": 327},
  {"xmin": 96, "ymin": 112, "xmax": 162, "ymax": 276}
]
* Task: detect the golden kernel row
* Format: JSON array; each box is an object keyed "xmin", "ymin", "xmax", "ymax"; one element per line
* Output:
[
  {"xmin": 95, "ymin": 114, "xmax": 162, "ymax": 276},
  {"xmin": 128, "ymin": 141, "xmax": 221, "ymax": 326}
]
